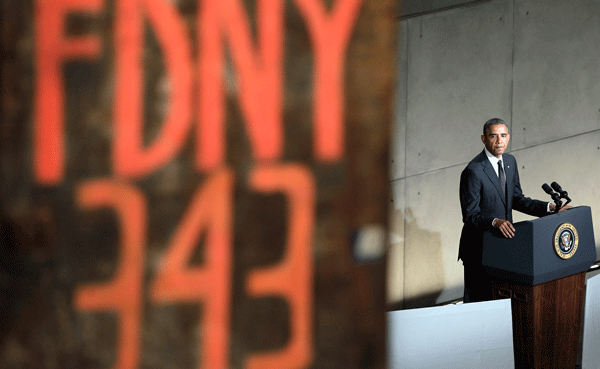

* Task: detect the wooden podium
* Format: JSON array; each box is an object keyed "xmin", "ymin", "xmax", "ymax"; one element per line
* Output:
[{"xmin": 482, "ymin": 206, "xmax": 597, "ymax": 369}]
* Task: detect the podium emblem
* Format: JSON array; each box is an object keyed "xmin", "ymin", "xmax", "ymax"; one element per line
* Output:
[{"xmin": 553, "ymin": 223, "xmax": 579, "ymax": 259}]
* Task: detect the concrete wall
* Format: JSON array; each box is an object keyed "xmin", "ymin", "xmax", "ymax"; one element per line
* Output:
[
  {"xmin": 399, "ymin": 0, "xmax": 487, "ymax": 17},
  {"xmin": 389, "ymin": 0, "xmax": 600, "ymax": 308}
]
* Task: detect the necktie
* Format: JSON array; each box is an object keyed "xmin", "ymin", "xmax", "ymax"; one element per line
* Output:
[{"xmin": 498, "ymin": 160, "xmax": 506, "ymax": 197}]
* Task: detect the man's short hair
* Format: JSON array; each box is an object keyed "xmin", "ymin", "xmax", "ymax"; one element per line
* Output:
[{"xmin": 483, "ymin": 118, "xmax": 507, "ymax": 135}]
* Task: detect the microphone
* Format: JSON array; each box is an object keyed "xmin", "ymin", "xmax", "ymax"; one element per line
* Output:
[
  {"xmin": 550, "ymin": 181, "xmax": 572, "ymax": 206},
  {"xmin": 542, "ymin": 183, "xmax": 562, "ymax": 212},
  {"xmin": 551, "ymin": 182, "xmax": 570, "ymax": 200},
  {"xmin": 542, "ymin": 183, "xmax": 557, "ymax": 198}
]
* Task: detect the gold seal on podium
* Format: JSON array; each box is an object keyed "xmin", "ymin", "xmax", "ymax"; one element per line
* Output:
[{"xmin": 553, "ymin": 223, "xmax": 579, "ymax": 259}]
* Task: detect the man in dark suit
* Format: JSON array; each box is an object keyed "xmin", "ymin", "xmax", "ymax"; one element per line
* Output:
[{"xmin": 458, "ymin": 118, "xmax": 565, "ymax": 303}]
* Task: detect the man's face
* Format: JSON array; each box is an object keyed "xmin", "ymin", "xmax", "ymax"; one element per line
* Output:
[{"xmin": 481, "ymin": 124, "xmax": 510, "ymax": 158}]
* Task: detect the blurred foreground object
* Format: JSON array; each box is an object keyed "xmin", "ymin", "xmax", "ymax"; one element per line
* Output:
[{"xmin": 1, "ymin": 0, "xmax": 395, "ymax": 367}]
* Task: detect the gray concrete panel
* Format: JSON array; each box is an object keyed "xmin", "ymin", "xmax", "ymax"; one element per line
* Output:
[
  {"xmin": 403, "ymin": 166, "xmax": 465, "ymax": 308},
  {"xmin": 405, "ymin": 0, "xmax": 513, "ymax": 177},
  {"xmin": 400, "ymin": 0, "xmax": 488, "ymax": 18},
  {"xmin": 512, "ymin": 0, "xmax": 600, "ymax": 149},
  {"xmin": 391, "ymin": 21, "xmax": 408, "ymax": 181},
  {"xmin": 388, "ymin": 179, "xmax": 406, "ymax": 304},
  {"xmin": 511, "ymin": 131, "xmax": 600, "ymax": 254},
  {"xmin": 401, "ymin": 0, "xmax": 435, "ymax": 17}
]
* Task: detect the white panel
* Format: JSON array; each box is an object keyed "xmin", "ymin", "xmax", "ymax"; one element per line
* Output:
[
  {"xmin": 387, "ymin": 299, "xmax": 514, "ymax": 369},
  {"xmin": 404, "ymin": 166, "xmax": 465, "ymax": 307},
  {"xmin": 512, "ymin": 0, "xmax": 600, "ymax": 149},
  {"xmin": 391, "ymin": 20, "xmax": 408, "ymax": 181},
  {"xmin": 388, "ymin": 179, "xmax": 406, "ymax": 304},
  {"xmin": 406, "ymin": 0, "xmax": 513, "ymax": 176},
  {"xmin": 583, "ymin": 273, "xmax": 600, "ymax": 368},
  {"xmin": 510, "ymin": 131, "xmax": 600, "ymax": 252}
]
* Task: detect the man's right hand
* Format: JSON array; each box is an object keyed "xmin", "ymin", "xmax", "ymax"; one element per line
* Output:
[{"xmin": 493, "ymin": 219, "xmax": 515, "ymax": 238}]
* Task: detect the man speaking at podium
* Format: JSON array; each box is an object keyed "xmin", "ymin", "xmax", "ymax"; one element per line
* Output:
[{"xmin": 458, "ymin": 118, "xmax": 568, "ymax": 303}]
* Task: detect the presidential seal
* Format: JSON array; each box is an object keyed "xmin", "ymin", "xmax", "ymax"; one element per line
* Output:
[{"xmin": 553, "ymin": 223, "xmax": 578, "ymax": 259}]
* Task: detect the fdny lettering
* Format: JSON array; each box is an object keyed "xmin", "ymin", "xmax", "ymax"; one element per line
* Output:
[
  {"xmin": 34, "ymin": 0, "xmax": 361, "ymax": 367},
  {"xmin": 34, "ymin": 0, "xmax": 363, "ymax": 183}
]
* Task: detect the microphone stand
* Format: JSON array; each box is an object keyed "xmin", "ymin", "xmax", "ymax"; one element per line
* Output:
[
  {"xmin": 551, "ymin": 182, "xmax": 572, "ymax": 209},
  {"xmin": 542, "ymin": 183, "xmax": 563, "ymax": 213},
  {"xmin": 551, "ymin": 195, "xmax": 563, "ymax": 213}
]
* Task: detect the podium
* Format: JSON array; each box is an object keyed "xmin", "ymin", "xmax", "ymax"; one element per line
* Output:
[{"xmin": 482, "ymin": 206, "xmax": 597, "ymax": 369}]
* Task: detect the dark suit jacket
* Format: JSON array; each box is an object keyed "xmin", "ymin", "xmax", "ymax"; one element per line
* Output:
[{"xmin": 458, "ymin": 150, "xmax": 548, "ymax": 265}]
